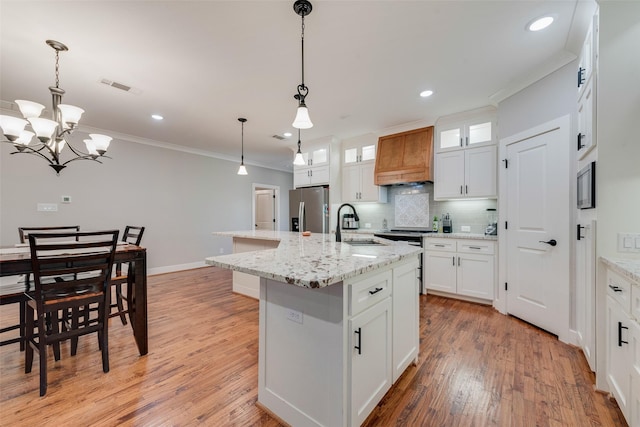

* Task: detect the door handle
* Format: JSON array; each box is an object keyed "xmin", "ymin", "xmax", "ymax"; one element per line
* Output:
[
  {"xmin": 539, "ymin": 239, "xmax": 557, "ymax": 247},
  {"xmin": 354, "ymin": 327, "xmax": 362, "ymax": 354},
  {"xmin": 577, "ymin": 224, "xmax": 585, "ymax": 241},
  {"xmin": 619, "ymin": 322, "xmax": 629, "ymax": 347}
]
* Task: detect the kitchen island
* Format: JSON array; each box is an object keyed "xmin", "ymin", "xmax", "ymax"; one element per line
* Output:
[{"xmin": 206, "ymin": 231, "xmax": 422, "ymax": 427}]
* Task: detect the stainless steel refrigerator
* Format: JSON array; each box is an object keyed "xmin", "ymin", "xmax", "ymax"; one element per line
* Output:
[{"xmin": 289, "ymin": 186, "xmax": 330, "ymax": 233}]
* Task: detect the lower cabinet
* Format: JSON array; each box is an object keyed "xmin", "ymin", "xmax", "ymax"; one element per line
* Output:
[
  {"xmin": 349, "ymin": 297, "xmax": 392, "ymax": 427},
  {"xmin": 605, "ymin": 265, "xmax": 640, "ymax": 426},
  {"xmin": 424, "ymin": 238, "xmax": 495, "ymax": 301}
]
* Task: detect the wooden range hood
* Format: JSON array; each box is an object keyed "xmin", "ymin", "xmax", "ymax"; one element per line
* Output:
[{"xmin": 374, "ymin": 126, "xmax": 434, "ymax": 185}]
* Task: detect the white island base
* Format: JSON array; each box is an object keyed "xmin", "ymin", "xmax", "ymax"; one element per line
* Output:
[{"xmin": 257, "ymin": 257, "xmax": 420, "ymax": 427}]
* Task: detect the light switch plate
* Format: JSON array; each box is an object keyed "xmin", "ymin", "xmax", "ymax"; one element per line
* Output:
[
  {"xmin": 37, "ymin": 203, "xmax": 58, "ymax": 212},
  {"xmin": 460, "ymin": 225, "xmax": 471, "ymax": 232},
  {"xmin": 618, "ymin": 233, "xmax": 640, "ymax": 253}
]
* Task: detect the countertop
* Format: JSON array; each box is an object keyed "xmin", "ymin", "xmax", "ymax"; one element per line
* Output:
[
  {"xmin": 601, "ymin": 257, "xmax": 640, "ymax": 284},
  {"xmin": 206, "ymin": 231, "xmax": 422, "ymax": 289}
]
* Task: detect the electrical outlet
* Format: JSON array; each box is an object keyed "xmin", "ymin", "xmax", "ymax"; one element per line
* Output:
[
  {"xmin": 286, "ymin": 309, "xmax": 303, "ymax": 324},
  {"xmin": 37, "ymin": 203, "xmax": 58, "ymax": 212},
  {"xmin": 618, "ymin": 233, "xmax": 640, "ymax": 253},
  {"xmin": 364, "ymin": 223, "xmax": 371, "ymax": 229},
  {"xmin": 460, "ymin": 225, "xmax": 471, "ymax": 232}
]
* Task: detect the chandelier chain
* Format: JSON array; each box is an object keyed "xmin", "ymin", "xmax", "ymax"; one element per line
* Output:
[{"xmin": 55, "ymin": 49, "xmax": 60, "ymax": 88}]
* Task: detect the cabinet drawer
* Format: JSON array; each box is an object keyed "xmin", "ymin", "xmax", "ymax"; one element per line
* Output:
[
  {"xmin": 608, "ymin": 270, "xmax": 632, "ymax": 314},
  {"xmin": 424, "ymin": 238, "xmax": 456, "ymax": 252},
  {"xmin": 348, "ymin": 270, "xmax": 392, "ymax": 316},
  {"xmin": 457, "ymin": 240, "xmax": 495, "ymax": 255}
]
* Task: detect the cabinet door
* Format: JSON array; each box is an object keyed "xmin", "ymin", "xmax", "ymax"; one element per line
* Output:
[
  {"xmin": 342, "ymin": 165, "xmax": 361, "ymax": 202},
  {"xmin": 359, "ymin": 163, "xmax": 384, "ymax": 202},
  {"xmin": 577, "ymin": 22, "xmax": 593, "ymax": 98},
  {"xmin": 349, "ymin": 297, "xmax": 392, "ymax": 427},
  {"xmin": 424, "ymin": 251, "xmax": 457, "ymax": 293},
  {"xmin": 309, "ymin": 165, "xmax": 330, "ymax": 185},
  {"xmin": 437, "ymin": 122, "xmax": 463, "ymax": 152},
  {"xmin": 577, "ymin": 79, "xmax": 595, "ymax": 159},
  {"xmin": 392, "ymin": 260, "xmax": 419, "ymax": 382},
  {"xmin": 293, "ymin": 168, "xmax": 311, "ymax": 188},
  {"xmin": 309, "ymin": 145, "xmax": 329, "ymax": 167},
  {"xmin": 631, "ymin": 320, "xmax": 640, "ymax": 427},
  {"xmin": 464, "ymin": 145, "xmax": 496, "ymax": 198},
  {"xmin": 607, "ymin": 295, "xmax": 631, "ymax": 420},
  {"xmin": 457, "ymin": 253, "xmax": 494, "ymax": 300},
  {"xmin": 465, "ymin": 118, "xmax": 494, "ymax": 148},
  {"xmin": 434, "ymin": 151, "xmax": 465, "ymax": 199}
]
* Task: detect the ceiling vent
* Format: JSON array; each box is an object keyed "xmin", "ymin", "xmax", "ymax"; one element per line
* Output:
[
  {"xmin": 99, "ymin": 78, "xmax": 142, "ymax": 94},
  {"xmin": 272, "ymin": 134, "xmax": 286, "ymax": 140}
]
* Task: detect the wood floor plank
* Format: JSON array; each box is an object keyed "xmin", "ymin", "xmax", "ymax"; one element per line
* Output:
[{"xmin": 0, "ymin": 267, "xmax": 628, "ymax": 426}]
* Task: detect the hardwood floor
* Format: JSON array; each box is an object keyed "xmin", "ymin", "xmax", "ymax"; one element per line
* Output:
[{"xmin": 0, "ymin": 267, "xmax": 626, "ymax": 426}]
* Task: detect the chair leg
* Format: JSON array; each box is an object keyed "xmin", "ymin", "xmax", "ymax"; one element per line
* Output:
[
  {"xmin": 99, "ymin": 302, "xmax": 109, "ymax": 373},
  {"xmin": 19, "ymin": 300, "xmax": 26, "ymax": 352},
  {"xmin": 71, "ymin": 306, "xmax": 79, "ymax": 356},
  {"xmin": 127, "ymin": 277, "xmax": 135, "ymax": 330},
  {"xmin": 25, "ymin": 304, "xmax": 34, "ymax": 374},
  {"xmin": 115, "ymin": 283, "xmax": 128, "ymax": 325},
  {"xmin": 51, "ymin": 311, "xmax": 61, "ymax": 361},
  {"xmin": 36, "ymin": 308, "xmax": 48, "ymax": 396}
]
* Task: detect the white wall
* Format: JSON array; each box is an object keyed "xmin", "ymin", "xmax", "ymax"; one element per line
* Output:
[
  {"xmin": 0, "ymin": 136, "xmax": 292, "ymax": 273},
  {"xmin": 596, "ymin": 1, "xmax": 640, "ymax": 260}
]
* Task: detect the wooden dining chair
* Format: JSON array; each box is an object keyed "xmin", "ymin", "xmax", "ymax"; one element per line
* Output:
[
  {"xmin": 110, "ymin": 226, "xmax": 145, "ymax": 325},
  {"xmin": 24, "ymin": 230, "xmax": 119, "ymax": 396},
  {"xmin": 0, "ymin": 226, "xmax": 80, "ymax": 351}
]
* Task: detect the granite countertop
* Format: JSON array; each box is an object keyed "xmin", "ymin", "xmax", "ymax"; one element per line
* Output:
[
  {"xmin": 601, "ymin": 257, "xmax": 640, "ymax": 284},
  {"xmin": 206, "ymin": 231, "xmax": 422, "ymax": 289}
]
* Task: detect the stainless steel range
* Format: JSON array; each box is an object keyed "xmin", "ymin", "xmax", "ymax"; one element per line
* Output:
[{"xmin": 373, "ymin": 229, "xmax": 434, "ymax": 293}]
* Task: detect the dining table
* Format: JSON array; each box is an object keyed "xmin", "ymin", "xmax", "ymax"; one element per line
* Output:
[{"xmin": 0, "ymin": 243, "xmax": 148, "ymax": 356}]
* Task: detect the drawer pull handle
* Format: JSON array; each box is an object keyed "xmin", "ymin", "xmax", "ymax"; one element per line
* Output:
[
  {"xmin": 354, "ymin": 327, "xmax": 362, "ymax": 354},
  {"xmin": 619, "ymin": 322, "xmax": 629, "ymax": 347},
  {"xmin": 434, "ymin": 244, "xmax": 445, "ymax": 247},
  {"xmin": 469, "ymin": 246, "xmax": 482, "ymax": 250},
  {"xmin": 609, "ymin": 285, "xmax": 623, "ymax": 293},
  {"xmin": 369, "ymin": 287, "xmax": 384, "ymax": 295}
]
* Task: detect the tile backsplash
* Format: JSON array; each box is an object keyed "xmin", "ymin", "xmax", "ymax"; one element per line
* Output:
[{"xmin": 351, "ymin": 183, "xmax": 497, "ymax": 234}]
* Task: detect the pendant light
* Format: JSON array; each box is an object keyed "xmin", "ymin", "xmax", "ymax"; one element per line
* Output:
[
  {"xmin": 292, "ymin": 0, "xmax": 313, "ymax": 129},
  {"xmin": 293, "ymin": 129, "xmax": 305, "ymax": 165},
  {"xmin": 237, "ymin": 118, "xmax": 248, "ymax": 175}
]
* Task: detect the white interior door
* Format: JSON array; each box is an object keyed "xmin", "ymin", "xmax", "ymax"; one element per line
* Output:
[
  {"xmin": 255, "ymin": 190, "xmax": 275, "ymax": 230},
  {"xmin": 503, "ymin": 116, "xmax": 570, "ymax": 341}
]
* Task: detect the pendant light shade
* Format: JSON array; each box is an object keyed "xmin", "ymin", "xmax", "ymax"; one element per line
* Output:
[
  {"xmin": 293, "ymin": 129, "xmax": 306, "ymax": 165},
  {"xmin": 292, "ymin": 0, "xmax": 314, "ymax": 129},
  {"xmin": 237, "ymin": 117, "xmax": 248, "ymax": 176}
]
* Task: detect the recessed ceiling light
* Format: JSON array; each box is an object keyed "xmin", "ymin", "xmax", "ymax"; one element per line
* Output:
[
  {"xmin": 527, "ymin": 15, "xmax": 554, "ymax": 32},
  {"xmin": 151, "ymin": 114, "xmax": 163, "ymax": 121},
  {"xmin": 283, "ymin": 132, "xmax": 292, "ymax": 137},
  {"xmin": 420, "ymin": 90, "xmax": 434, "ymax": 98}
]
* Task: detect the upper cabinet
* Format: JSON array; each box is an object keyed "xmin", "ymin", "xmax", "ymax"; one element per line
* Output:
[
  {"xmin": 293, "ymin": 136, "xmax": 341, "ymax": 189},
  {"xmin": 436, "ymin": 106, "xmax": 496, "ymax": 153},
  {"xmin": 374, "ymin": 126, "xmax": 434, "ymax": 186},
  {"xmin": 434, "ymin": 106, "xmax": 497, "ymax": 200},
  {"xmin": 342, "ymin": 134, "xmax": 387, "ymax": 203}
]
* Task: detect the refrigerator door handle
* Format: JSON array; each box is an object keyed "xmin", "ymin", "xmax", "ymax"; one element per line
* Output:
[{"xmin": 299, "ymin": 202, "xmax": 305, "ymax": 233}]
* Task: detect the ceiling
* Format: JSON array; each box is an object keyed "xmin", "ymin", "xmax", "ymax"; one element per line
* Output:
[{"xmin": 0, "ymin": 1, "xmax": 595, "ymax": 172}]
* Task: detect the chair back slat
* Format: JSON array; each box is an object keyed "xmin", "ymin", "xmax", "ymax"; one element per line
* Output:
[{"xmin": 122, "ymin": 226, "xmax": 145, "ymax": 246}]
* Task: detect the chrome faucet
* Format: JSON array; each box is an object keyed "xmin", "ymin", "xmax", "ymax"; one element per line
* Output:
[{"xmin": 336, "ymin": 203, "xmax": 359, "ymax": 242}]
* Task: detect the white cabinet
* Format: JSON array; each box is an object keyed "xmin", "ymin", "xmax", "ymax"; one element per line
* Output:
[
  {"xmin": 577, "ymin": 74, "xmax": 596, "ymax": 160},
  {"xmin": 424, "ymin": 238, "xmax": 495, "ymax": 301},
  {"xmin": 607, "ymin": 294, "xmax": 632, "ymax": 420},
  {"xmin": 342, "ymin": 163, "xmax": 387, "ymax": 203},
  {"xmin": 293, "ymin": 142, "xmax": 331, "ymax": 188},
  {"xmin": 391, "ymin": 259, "xmax": 419, "ymax": 382},
  {"xmin": 604, "ymin": 265, "xmax": 640, "ymax": 426},
  {"xmin": 434, "ymin": 145, "xmax": 496, "ymax": 199},
  {"xmin": 435, "ymin": 106, "xmax": 496, "ymax": 153},
  {"xmin": 577, "ymin": 18, "xmax": 594, "ymax": 99},
  {"xmin": 349, "ymin": 297, "xmax": 392, "ymax": 427},
  {"xmin": 341, "ymin": 136, "xmax": 387, "ymax": 203}
]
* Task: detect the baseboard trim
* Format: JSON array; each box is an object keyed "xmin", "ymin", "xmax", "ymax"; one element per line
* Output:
[{"xmin": 148, "ymin": 261, "xmax": 207, "ymax": 276}]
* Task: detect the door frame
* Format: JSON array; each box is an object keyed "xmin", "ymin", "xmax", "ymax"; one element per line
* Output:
[
  {"xmin": 252, "ymin": 183, "xmax": 280, "ymax": 231},
  {"xmin": 496, "ymin": 115, "xmax": 573, "ymax": 343}
]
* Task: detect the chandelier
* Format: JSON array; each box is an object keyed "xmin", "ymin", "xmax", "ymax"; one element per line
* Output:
[
  {"xmin": 237, "ymin": 118, "xmax": 248, "ymax": 175},
  {"xmin": 291, "ymin": 0, "xmax": 313, "ymax": 129},
  {"xmin": 0, "ymin": 40, "xmax": 112, "ymax": 174}
]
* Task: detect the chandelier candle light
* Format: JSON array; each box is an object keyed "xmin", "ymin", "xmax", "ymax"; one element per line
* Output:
[
  {"xmin": 0, "ymin": 40, "xmax": 112, "ymax": 174},
  {"xmin": 291, "ymin": 0, "xmax": 313, "ymax": 129},
  {"xmin": 237, "ymin": 117, "xmax": 248, "ymax": 175}
]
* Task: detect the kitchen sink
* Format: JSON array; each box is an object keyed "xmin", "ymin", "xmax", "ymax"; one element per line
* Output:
[{"xmin": 344, "ymin": 239, "xmax": 386, "ymax": 246}]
